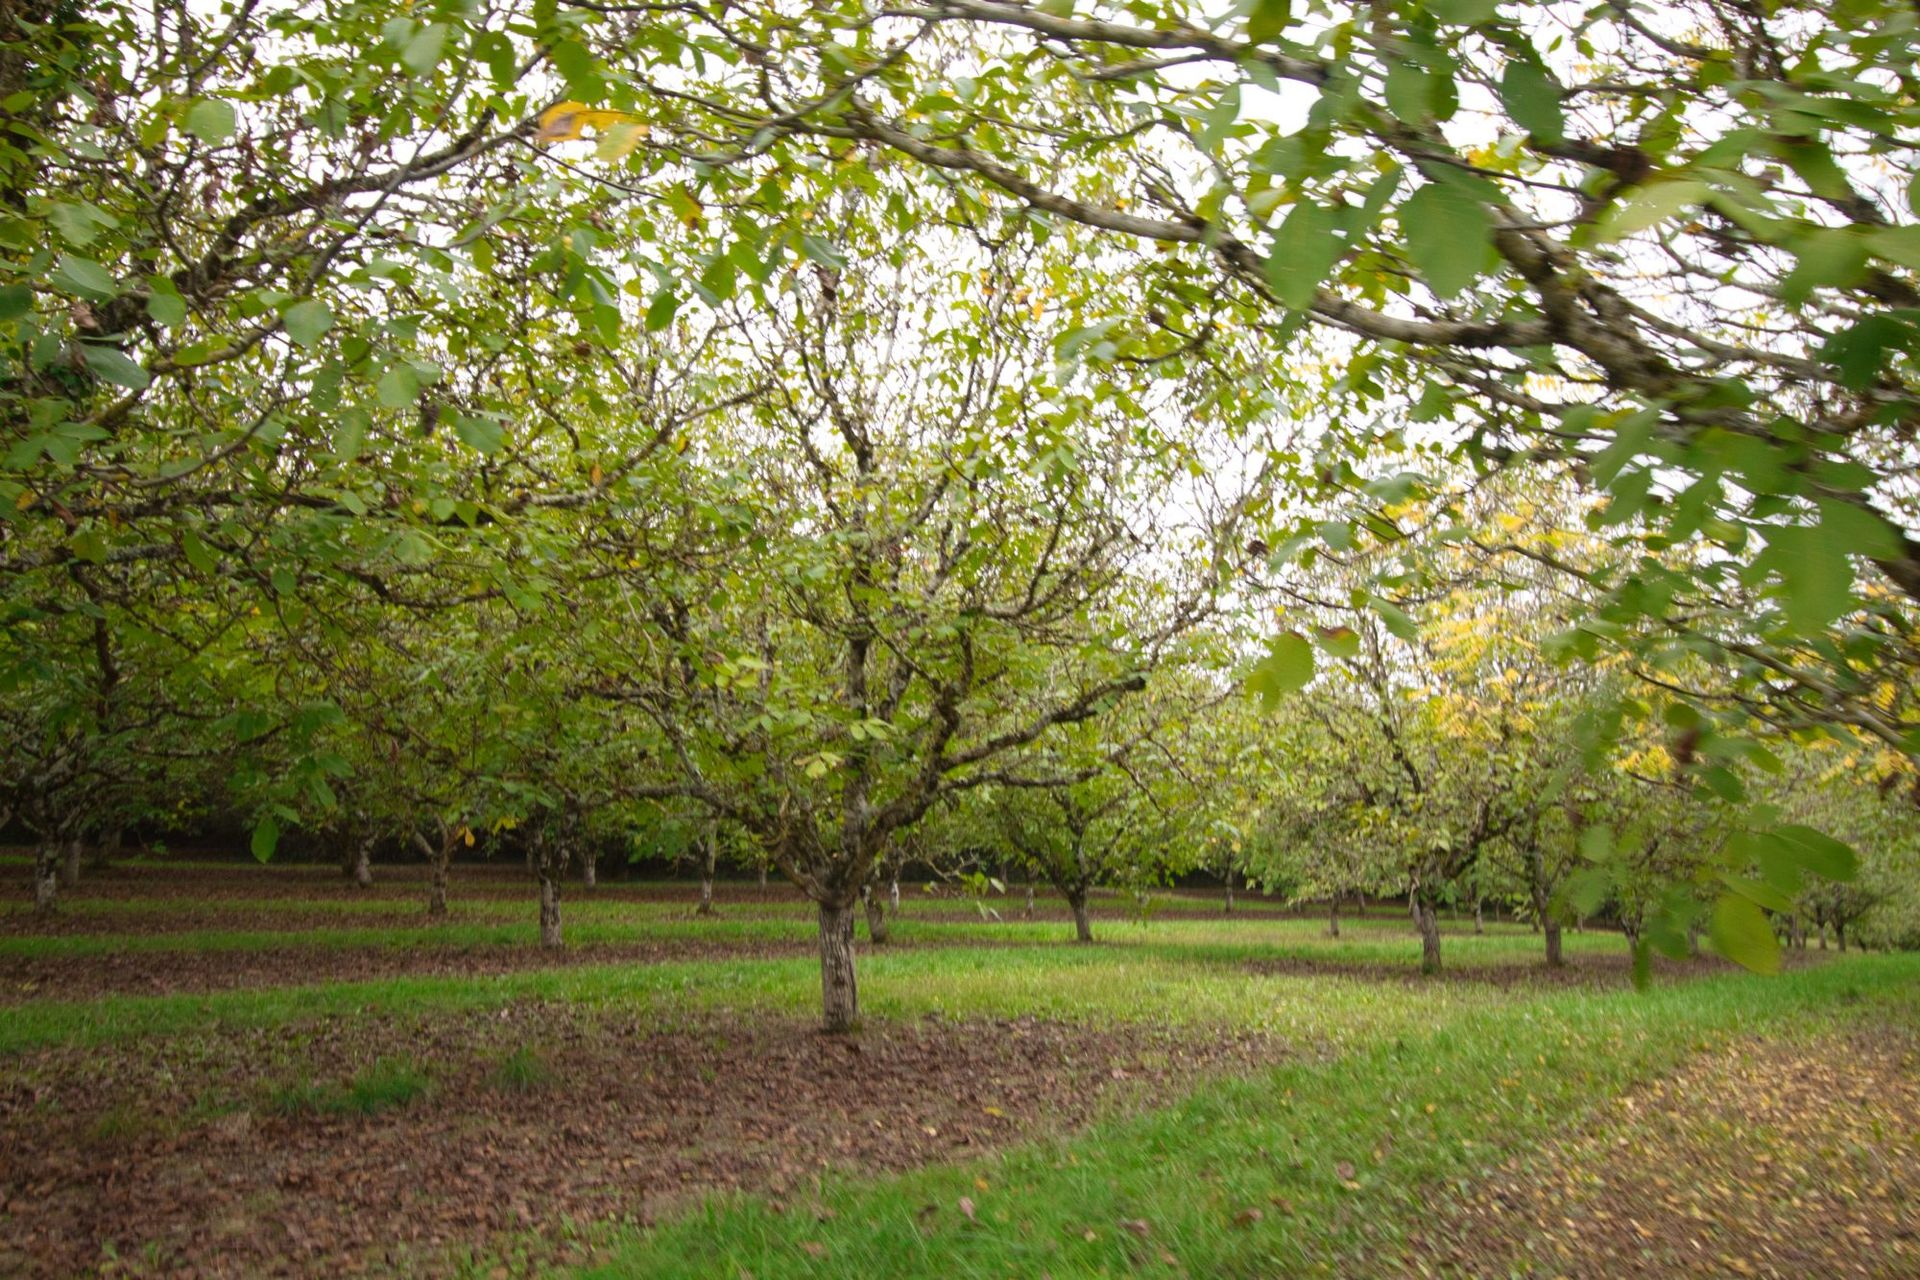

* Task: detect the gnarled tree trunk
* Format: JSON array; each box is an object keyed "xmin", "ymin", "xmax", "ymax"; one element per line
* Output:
[
  {"xmin": 818, "ymin": 901, "xmax": 859, "ymax": 1033},
  {"xmin": 413, "ymin": 828, "xmax": 454, "ymax": 918},
  {"xmin": 1068, "ymin": 887, "xmax": 1093, "ymax": 943},
  {"xmin": 348, "ymin": 833, "xmax": 373, "ymax": 889},
  {"xmin": 1414, "ymin": 896, "xmax": 1443, "ymax": 974},
  {"xmin": 32, "ymin": 842, "xmax": 60, "ymax": 914}
]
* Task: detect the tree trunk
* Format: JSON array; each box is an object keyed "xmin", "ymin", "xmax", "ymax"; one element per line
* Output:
[
  {"xmin": 695, "ymin": 839, "xmax": 716, "ymax": 915},
  {"xmin": 1687, "ymin": 923, "xmax": 1702, "ymax": 958},
  {"xmin": 1024, "ymin": 882, "xmax": 1035, "ymax": 919},
  {"xmin": 888, "ymin": 877, "xmax": 900, "ymax": 912},
  {"xmin": 1414, "ymin": 897, "xmax": 1442, "ymax": 973},
  {"xmin": 350, "ymin": 834, "xmax": 373, "ymax": 889},
  {"xmin": 580, "ymin": 847, "xmax": 597, "ymax": 889},
  {"xmin": 1223, "ymin": 872, "xmax": 1235, "ymax": 914},
  {"xmin": 33, "ymin": 842, "xmax": 59, "ymax": 914},
  {"xmin": 1068, "ymin": 888, "xmax": 1093, "ymax": 943},
  {"xmin": 864, "ymin": 887, "xmax": 890, "ymax": 945},
  {"xmin": 89, "ymin": 827, "xmax": 121, "ymax": 872},
  {"xmin": 429, "ymin": 847, "xmax": 450, "ymax": 917},
  {"xmin": 1472, "ymin": 900, "xmax": 1484, "ymax": 935},
  {"xmin": 1836, "ymin": 921, "xmax": 1847, "ymax": 953},
  {"xmin": 817, "ymin": 901, "xmax": 859, "ymax": 1034},
  {"xmin": 1327, "ymin": 897, "xmax": 1340, "ymax": 938},
  {"xmin": 538, "ymin": 870, "xmax": 562, "ymax": 949},
  {"xmin": 1544, "ymin": 920, "xmax": 1563, "ymax": 967},
  {"xmin": 757, "ymin": 863, "xmax": 767, "ymax": 888},
  {"xmin": 1818, "ymin": 922, "xmax": 1828, "ymax": 950},
  {"xmin": 59, "ymin": 837, "xmax": 81, "ymax": 888}
]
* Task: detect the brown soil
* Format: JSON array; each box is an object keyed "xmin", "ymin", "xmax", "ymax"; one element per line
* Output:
[
  {"xmin": 1390, "ymin": 1029, "xmax": 1920, "ymax": 1277},
  {"xmin": 0, "ymin": 937, "xmax": 817, "ymax": 1004},
  {"xmin": 0, "ymin": 1004, "xmax": 1283, "ymax": 1278}
]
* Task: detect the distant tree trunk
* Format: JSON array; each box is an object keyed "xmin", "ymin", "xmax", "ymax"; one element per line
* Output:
[
  {"xmin": 1068, "ymin": 887, "xmax": 1093, "ymax": 943},
  {"xmin": 1472, "ymin": 900, "xmax": 1484, "ymax": 935},
  {"xmin": 89, "ymin": 827, "xmax": 121, "ymax": 872},
  {"xmin": 1223, "ymin": 871, "xmax": 1235, "ymax": 914},
  {"xmin": 757, "ymin": 863, "xmax": 767, "ymax": 888},
  {"xmin": 59, "ymin": 836, "xmax": 82, "ymax": 888},
  {"xmin": 1413, "ymin": 896, "xmax": 1442, "ymax": 973},
  {"xmin": 695, "ymin": 838, "xmax": 716, "ymax": 916},
  {"xmin": 1024, "ymin": 882, "xmax": 1035, "ymax": 919},
  {"xmin": 580, "ymin": 845, "xmax": 597, "ymax": 888},
  {"xmin": 1791, "ymin": 915, "xmax": 1806, "ymax": 950},
  {"xmin": 413, "ymin": 828, "xmax": 453, "ymax": 917},
  {"xmin": 1818, "ymin": 921, "xmax": 1829, "ymax": 950},
  {"xmin": 864, "ymin": 885, "xmax": 890, "ymax": 945},
  {"xmin": 818, "ymin": 900, "xmax": 859, "ymax": 1033},
  {"xmin": 538, "ymin": 869, "xmax": 562, "ymax": 948},
  {"xmin": 33, "ymin": 841, "xmax": 60, "ymax": 914},
  {"xmin": 1543, "ymin": 919, "xmax": 1563, "ymax": 967},
  {"xmin": 1686, "ymin": 923, "xmax": 1702, "ymax": 957},
  {"xmin": 1327, "ymin": 897, "xmax": 1341, "ymax": 938},
  {"xmin": 888, "ymin": 877, "xmax": 900, "ymax": 912},
  {"xmin": 350, "ymin": 833, "xmax": 373, "ymax": 889},
  {"xmin": 1836, "ymin": 920, "xmax": 1848, "ymax": 953}
]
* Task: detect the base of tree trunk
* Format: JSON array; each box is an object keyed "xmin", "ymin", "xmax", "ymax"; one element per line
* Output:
[
  {"xmin": 696, "ymin": 877, "xmax": 716, "ymax": 916},
  {"xmin": 1069, "ymin": 893, "xmax": 1093, "ymax": 944},
  {"xmin": 888, "ymin": 877, "xmax": 900, "ymax": 912},
  {"xmin": 538, "ymin": 874, "xmax": 563, "ymax": 949},
  {"xmin": 1472, "ymin": 902, "xmax": 1484, "ymax": 935},
  {"xmin": 1024, "ymin": 884, "xmax": 1035, "ymax": 920},
  {"xmin": 33, "ymin": 845, "xmax": 59, "ymax": 915},
  {"xmin": 1327, "ymin": 899, "xmax": 1340, "ymax": 938},
  {"xmin": 428, "ymin": 864, "xmax": 449, "ymax": 917},
  {"xmin": 817, "ymin": 901, "xmax": 859, "ymax": 1033},
  {"xmin": 1415, "ymin": 900, "xmax": 1442, "ymax": 973},
  {"xmin": 865, "ymin": 892, "xmax": 890, "ymax": 945},
  {"xmin": 59, "ymin": 838, "xmax": 81, "ymax": 889},
  {"xmin": 1544, "ymin": 922, "xmax": 1564, "ymax": 967},
  {"xmin": 581, "ymin": 853, "xmax": 597, "ymax": 889}
]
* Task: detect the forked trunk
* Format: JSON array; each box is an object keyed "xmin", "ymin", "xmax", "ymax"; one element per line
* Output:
[
  {"xmin": 1327, "ymin": 897, "xmax": 1341, "ymax": 938},
  {"xmin": 1414, "ymin": 898, "xmax": 1442, "ymax": 974},
  {"xmin": 538, "ymin": 872, "xmax": 562, "ymax": 949},
  {"xmin": 818, "ymin": 901, "xmax": 859, "ymax": 1034},
  {"xmin": 1543, "ymin": 920, "xmax": 1563, "ymax": 967},
  {"xmin": 32, "ymin": 842, "xmax": 60, "ymax": 914},
  {"xmin": 1068, "ymin": 889, "xmax": 1093, "ymax": 944},
  {"xmin": 864, "ymin": 888, "xmax": 890, "ymax": 945},
  {"xmin": 59, "ymin": 837, "xmax": 81, "ymax": 888}
]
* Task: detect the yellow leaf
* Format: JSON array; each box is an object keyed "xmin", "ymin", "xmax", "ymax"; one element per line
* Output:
[{"xmin": 534, "ymin": 101, "xmax": 640, "ymax": 144}]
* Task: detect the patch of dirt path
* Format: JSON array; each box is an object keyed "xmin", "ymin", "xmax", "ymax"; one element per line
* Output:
[
  {"xmin": 0, "ymin": 1004, "xmax": 1283, "ymax": 1278},
  {"xmin": 1393, "ymin": 1029, "xmax": 1920, "ymax": 1277}
]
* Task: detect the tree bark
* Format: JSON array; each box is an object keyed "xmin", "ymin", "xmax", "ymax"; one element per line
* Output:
[
  {"xmin": 538, "ymin": 870, "xmax": 562, "ymax": 949},
  {"xmin": 818, "ymin": 901, "xmax": 859, "ymax": 1034},
  {"xmin": 1836, "ymin": 920, "xmax": 1848, "ymax": 953},
  {"xmin": 695, "ymin": 839, "xmax": 716, "ymax": 915},
  {"xmin": 1068, "ymin": 888, "xmax": 1093, "ymax": 943},
  {"xmin": 89, "ymin": 827, "xmax": 121, "ymax": 872},
  {"xmin": 32, "ymin": 842, "xmax": 59, "ymax": 914},
  {"xmin": 59, "ymin": 837, "xmax": 81, "ymax": 888},
  {"xmin": 1472, "ymin": 900, "xmax": 1484, "ymax": 935},
  {"xmin": 1223, "ymin": 872, "xmax": 1235, "ymax": 914},
  {"xmin": 864, "ymin": 887, "xmax": 890, "ymax": 945},
  {"xmin": 1327, "ymin": 897, "xmax": 1340, "ymax": 938},
  {"xmin": 1543, "ymin": 920, "xmax": 1563, "ymax": 967},
  {"xmin": 888, "ymin": 877, "xmax": 900, "ymax": 912},
  {"xmin": 580, "ymin": 846, "xmax": 597, "ymax": 889},
  {"xmin": 1818, "ymin": 922, "xmax": 1829, "ymax": 950},
  {"xmin": 1024, "ymin": 882, "xmax": 1035, "ymax": 919},
  {"xmin": 349, "ymin": 834, "xmax": 373, "ymax": 889},
  {"xmin": 1414, "ymin": 897, "xmax": 1442, "ymax": 973},
  {"xmin": 757, "ymin": 863, "xmax": 767, "ymax": 888}
]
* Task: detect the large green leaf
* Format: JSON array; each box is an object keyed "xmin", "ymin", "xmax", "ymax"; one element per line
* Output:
[{"xmin": 1399, "ymin": 184, "xmax": 1492, "ymax": 298}]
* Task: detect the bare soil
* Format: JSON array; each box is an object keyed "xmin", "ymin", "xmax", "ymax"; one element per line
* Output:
[
  {"xmin": 0, "ymin": 1004, "xmax": 1283, "ymax": 1278},
  {"xmin": 1389, "ymin": 1029, "xmax": 1920, "ymax": 1277}
]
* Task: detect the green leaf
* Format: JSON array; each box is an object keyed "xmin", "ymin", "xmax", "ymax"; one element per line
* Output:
[
  {"xmin": 186, "ymin": 98, "xmax": 237, "ymax": 145},
  {"xmin": 1248, "ymin": 631, "xmax": 1315, "ymax": 712},
  {"xmin": 1709, "ymin": 893, "xmax": 1780, "ymax": 975},
  {"xmin": 1371, "ymin": 597, "xmax": 1418, "ymax": 642},
  {"xmin": 402, "ymin": 23, "xmax": 447, "ymax": 76},
  {"xmin": 181, "ymin": 529, "xmax": 216, "ymax": 574},
  {"xmin": 49, "ymin": 201, "xmax": 114, "ymax": 248},
  {"xmin": 251, "ymin": 815, "xmax": 281, "ymax": 864},
  {"xmin": 1499, "ymin": 61, "xmax": 1564, "ymax": 145},
  {"xmin": 1817, "ymin": 314, "xmax": 1911, "ymax": 392},
  {"xmin": 282, "ymin": 299, "xmax": 334, "ymax": 348},
  {"xmin": 454, "ymin": 414, "xmax": 504, "ymax": 453},
  {"xmin": 1264, "ymin": 200, "xmax": 1340, "ymax": 311},
  {"xmin": 146, "ymin": 289, "xmax": 187, "ymax": 328},
  {"xmin": 1599, "ymin": 179, "xmax": 1708, "ymax": 242},
  {"xmin": 1399, "ymin": 183, "xmax": 1492, "ymax": 298},
  {"xmin": 49, "ymin": 252, "xmax": 119, "ymax": 301},
  {"xmin": 1246, "ymin": 0, "xmax": 1291, "ymax": 42},
  {"xmin": 645, "ymin": 290, "xmax": 679, "ymax": 332},
  {"xmin": 80, "ymin": 342, "xmax": 150, "ymax": 390},
  {"xmin": 335, "ymin": 408, "xmax": 370, "ymax": 464},
  {"xmin": 376, "ymin": 365, "xmax": 420, "ymax": 408},
  {"xmin": 800, "ymin": 235, "xmax": 848, "ymax": 271},
  {"xmin": 0, "ymin": 283, "xmax": 29, "ymax": 322},
  {"xmin": 1773, "ymin": 824, "xmax": 1859, "ymax": 882},
  {"xmin": 1313, "ymin": 626, "xmax": 1360, "ymax": 658}
]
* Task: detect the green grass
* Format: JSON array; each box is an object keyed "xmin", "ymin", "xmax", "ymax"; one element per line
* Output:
[
  {"xmin": 265, "ymin": 1054, "xmax": 432, "ymax": 1117},
  {"xmin": 579, "ymin": 953, "xmax": 1920, "ymax": 1279}
]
